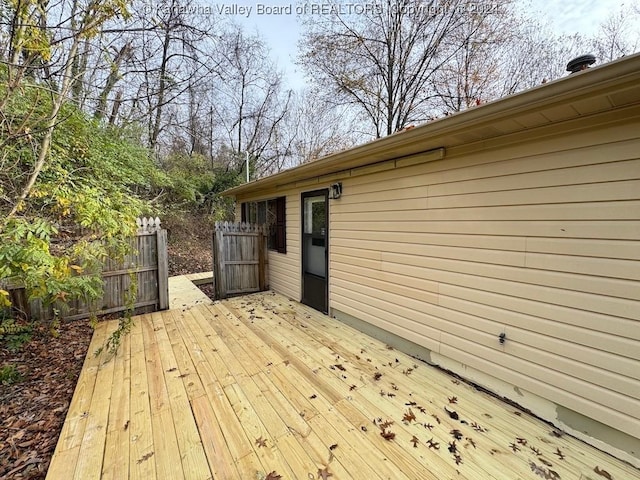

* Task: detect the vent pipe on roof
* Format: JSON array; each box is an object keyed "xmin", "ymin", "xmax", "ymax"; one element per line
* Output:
[{"xmin": 566, "ymin": 54, "xmax": 596, "ymax": 74}]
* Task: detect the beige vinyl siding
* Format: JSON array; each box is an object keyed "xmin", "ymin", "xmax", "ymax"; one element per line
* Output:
[
  {"xmin": 329, "ymin": 119, "xmax": 640, "ymax": 440},
  {"xmin": 237, "ymin": 189, "xmax": 301, "ymax": 302}
]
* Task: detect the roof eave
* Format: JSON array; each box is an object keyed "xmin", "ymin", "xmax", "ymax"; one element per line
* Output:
[{"xmin": 223, "ymin": 53, "xmax": 640, "ymax": 197}]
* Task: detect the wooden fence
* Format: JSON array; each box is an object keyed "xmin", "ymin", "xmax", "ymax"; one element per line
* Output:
[
  {"xmin": 213, "ymin": 222, "xmax": 268, "ymax": 299},
  {"xmin": 2, "ymin": 217, "xmax": 168, "ymax": 321}
]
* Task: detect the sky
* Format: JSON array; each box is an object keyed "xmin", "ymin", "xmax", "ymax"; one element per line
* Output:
[{"xmin": 206, "ymin": 0, "xmax": 637, "ymax": 89}]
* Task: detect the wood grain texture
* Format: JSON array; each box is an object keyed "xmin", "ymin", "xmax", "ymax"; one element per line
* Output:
[{"xmin": 47, "ymin": 287, "xmax": 640, "ymax": 479}]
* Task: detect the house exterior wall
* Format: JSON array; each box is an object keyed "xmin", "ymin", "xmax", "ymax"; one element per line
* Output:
[
  {"xmin": 328, "ymin": 114, "xmax": 640, "ymax": 463},
  {"xmin": 234, "ymin": 109, "xmax": 640, "ymax": 464},
  {"xmin": 236, "ymin": 187, "xmax": 302, "ymax": 301}
]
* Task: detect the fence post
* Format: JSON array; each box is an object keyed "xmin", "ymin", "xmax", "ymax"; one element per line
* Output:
[
  {"xmin": 1, "ymin": 279, "xmax": 32, "ymax": 320},
  {"xmin": 213, "ymin": 224, "xmax": 218, "ymax": 299},
  {"xmin": 156, "ymin": 228, "xmax": 169, "ymax": 310},
  {"xmin": 258, "ymin": 226, "xmax": 266, "ymax": 291},
  {"xmin": 214, "ymin": 224, "xmax": 227, "ymax": 299}
]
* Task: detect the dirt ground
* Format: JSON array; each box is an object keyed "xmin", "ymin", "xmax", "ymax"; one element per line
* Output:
[
  {"xmin": 165, "ymin": 213, "xmax": 214, "ymax": 276},
  {"xmin": 0, "ymin": 214, "xmax": 213, "ymax": 479}
]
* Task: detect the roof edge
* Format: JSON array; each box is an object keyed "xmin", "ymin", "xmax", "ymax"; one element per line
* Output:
[{"xmin": 223, "ymin": 52, "xmax": 640, "ymax": 197}]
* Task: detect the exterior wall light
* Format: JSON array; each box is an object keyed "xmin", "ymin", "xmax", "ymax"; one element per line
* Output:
[{"xmin": 330, "ymin": 182, "xmax": 342, "ymax": 199}]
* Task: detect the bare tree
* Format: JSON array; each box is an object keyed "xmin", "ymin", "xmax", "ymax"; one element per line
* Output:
[
  {"xmin": 590, "ymin": 3, "xmax": 640, "ymax": 62},
  {"xmin": 432, "ymin": 1, "xmax": 515, "ymax": 113},
  {"xmin": 299, "ymin": 0, "xmax": 492, "ymax": 137},
  {"xmin": 210, "ymin": 26, "xmax": 292, "ymax": 176},
  {"xmin": 93, "ymin": 41, "xmax": 133, "ymax": 120},
  {"xmin": 283, "ymin": 90, "xmax": 358, "ymax": 165}
]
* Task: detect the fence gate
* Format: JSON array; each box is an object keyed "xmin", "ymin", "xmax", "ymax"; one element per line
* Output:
[{"xmin": 213, "ymin": 222, "xmax": 268, "ymax": 299}]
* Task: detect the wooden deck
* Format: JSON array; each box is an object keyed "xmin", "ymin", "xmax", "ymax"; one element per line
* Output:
[
  {"xmin": 47, "ymin": 281, "xmax": 640, "ymax": 479},
  {"xmin": 168, "ymin": 272, "xmax": 213, "ymax": 310}
]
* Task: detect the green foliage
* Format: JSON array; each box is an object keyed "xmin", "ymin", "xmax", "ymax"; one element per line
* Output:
[
  {"xmin": 162, "ymin": 152, "xmax": 216, "ymax": 208},
  {"xmin": 6, "ymin": 0, "xmax": 53, "ymax": 61},
  {"xmin": 95, "ymin": 315, "xmax": 133, "ymax": 357},
  {"xmin": 161, "ymin": 152, "xmax": 242, "ymax": 218},
  {"xmin": 0, "ymin": 364, "xmax": 23, "ymax": 385},
  {"xmin": 0, "ymin": 75, "xmax": 166, "ymax": 329},
  {"xmin": 0, "ymin": 318, "xmax": 32, "ymax": 351},
  {"xmin": 95, "ymin": 270, "xmax": 137, "ymax": 355}
]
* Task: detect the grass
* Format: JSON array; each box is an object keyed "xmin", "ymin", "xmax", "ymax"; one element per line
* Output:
[{"xmin": 0, "ymin": 364, "xmax": 23, "ymax": 386}]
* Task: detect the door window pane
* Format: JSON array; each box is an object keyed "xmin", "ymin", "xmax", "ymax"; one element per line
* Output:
[{"xmin": 304, "ymin": 196, "xmax": 326, "ymax": 234}]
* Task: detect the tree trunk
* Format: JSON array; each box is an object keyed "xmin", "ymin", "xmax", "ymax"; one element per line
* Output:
[
  {"xmin": 94, "ymin": 42, "xmax": 132, "ymax": 121},
  {"xmin": 149, "ymin": 6, "xmax": 174, "ymax": 148},
  {"xmin": 4, "ymin": 36, "xmax": 81, "ymax": 226}
]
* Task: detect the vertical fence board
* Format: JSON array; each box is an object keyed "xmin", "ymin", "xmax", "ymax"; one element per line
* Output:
[
  {"xmin": 157, "ymin": 229, "xmax": 169, "ymax": 310},
  {"xmin": 212, "ymin": 222, "xmax": 268, "ymax": 299}
]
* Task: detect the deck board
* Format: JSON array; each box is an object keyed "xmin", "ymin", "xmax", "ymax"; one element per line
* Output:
[
  {"xmin": 168, "ymin": 274, "xmax": 212, "ymax": 310},
  {"xmin": 48, "ymin": 285, "xmax": 640, "ymax": 479},
  {"xmin": 101, "ymin": 331, "xmax": 130, "ymax": 480}
]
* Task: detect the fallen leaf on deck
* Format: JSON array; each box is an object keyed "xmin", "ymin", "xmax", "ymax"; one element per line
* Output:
[
  {"xmin": 471, "ymin": 422, "xmax": 487, "ymax": 432},
  {"xmin": 255, "ymin": 437, "xmax": 267, "ymax": 448},
  {"xmin": 380, "ymin": 429, "xmax": 396, "ymax": 441},
  {"xmin": 403, "ymin": 408, "xmax": 416, "ymax": 423},
  {"xmin": 530, "ymin": 461, "xmax": 560, "ymax": 480},
  {"xmin": 444, "ymin": 406, "xmax": 459, "ymax": 420},
  {"xmin": 378, "ymin": 419, "xmax": 394, "ymax": 429},
  {"xmin": 318, "ymin": 466, "xmax": 333, "ymax": 479},
  {"xmin": 265, "ymin": 471, "xmax": 282, "ymax": 480},
  {"xmin": 594, "ymin": 466, "xmax": 613, "ymax": 480},
  {"xmin": 137, "ymin": 451, "xmax": 154, "ymax": 464}
]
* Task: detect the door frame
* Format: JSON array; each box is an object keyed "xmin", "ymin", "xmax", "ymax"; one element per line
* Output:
[{"xmin": 301, "ymin": 189, "xmax": 329, "ymax": 313}]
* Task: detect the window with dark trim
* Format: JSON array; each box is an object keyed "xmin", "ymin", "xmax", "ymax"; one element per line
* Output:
[{"xmin": 241, "ymin": 197, "xmax": 286, "ymax": 253}]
